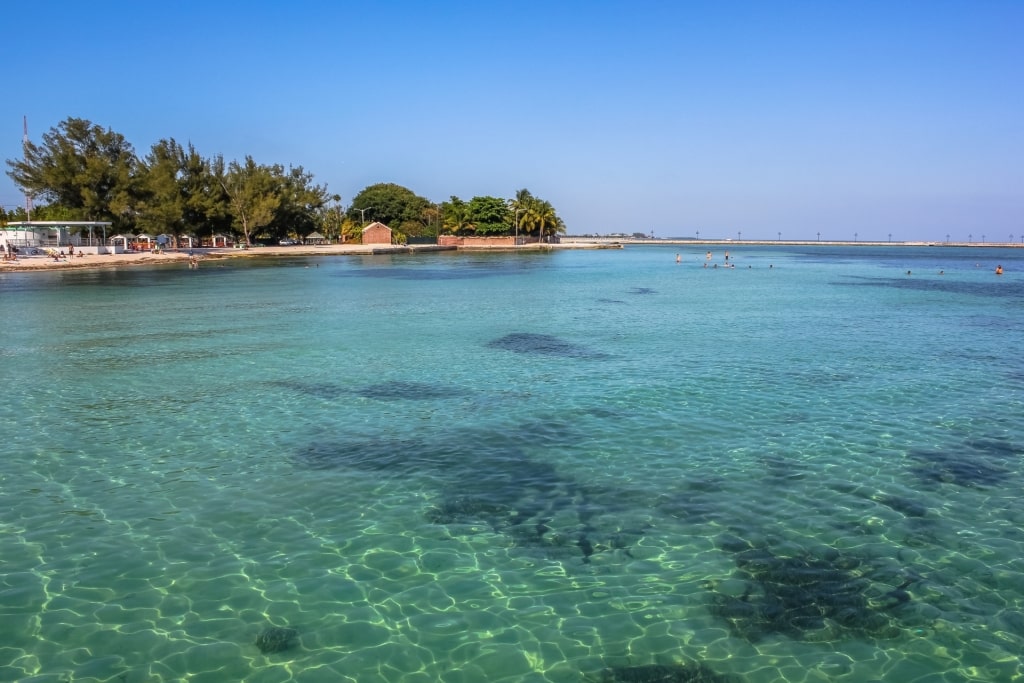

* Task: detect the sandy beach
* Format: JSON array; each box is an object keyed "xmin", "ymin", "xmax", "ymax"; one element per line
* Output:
[
  {"xmin": 0, "ymin": 241, "xmax": 628, "ymax": 273},
  {"xmin": 0, "ymin": 244, "xmax": 456, "ymax": 272}
]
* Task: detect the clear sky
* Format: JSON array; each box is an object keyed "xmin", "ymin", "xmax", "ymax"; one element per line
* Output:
[{"xmin": 2, "ymin": 1, "xmax": 1021, "ymax": 241}]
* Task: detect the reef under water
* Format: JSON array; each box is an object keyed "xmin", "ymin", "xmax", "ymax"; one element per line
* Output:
[
  {"xmin": 597, "ymin": 662, "xmax": 738, "ymax": 683},
  {"xmin": 296, "ymin": 436, "xmax": 443, "ymax": 473},
  {"xmin": 255, "ymin": 626, "xmax": 298, "ymax": 654},
  {"xmin": 425, "ymin": 458, "xmax": 644, "ymax": 564},
  {"xmin": 906, "ymin": 448, "xmax": 1008, "ymax": 488},
  {"xmin": 355, "ymin": 380, "xmax": 469, "ymax": 400},
  {"xmin": 655, "ymin": 478, "xmax": 730, "ymax": 526},
  {"xmin": 874, "ymin": 493, "xmax": 929, "ymax": 518},
  {"xmin": 486, "ymin": 332, "xmax": 606, "ymax": 358},
  {"xmin": 267, "ymin": 378, "xmax": 346, "ymax": 400},
  {"xmin": 709, "ymin": 540, "xmax": 909, "ymax": 643},
  {"xmin": 295, "ymin": 428, "xmax": 643, "ymax": 564}
]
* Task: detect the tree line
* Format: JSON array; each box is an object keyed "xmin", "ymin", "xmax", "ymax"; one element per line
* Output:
[{"xmin": 5, "ymin": 117, "xmax": 566, "ymax": 244}]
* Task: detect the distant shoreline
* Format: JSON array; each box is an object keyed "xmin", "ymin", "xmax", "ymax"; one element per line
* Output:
[{"xmin": 563, "ymin": 237, "xmax": 1024, "ymax": 248}]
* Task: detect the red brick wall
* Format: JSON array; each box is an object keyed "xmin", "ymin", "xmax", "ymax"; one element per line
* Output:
[
  {"xmin": 437, "ymin": 236, "xmax": 518, "ymax": 247},
  {"xmin": 362, "ymin": 224, "xmax": 392, "ymax": 244}
]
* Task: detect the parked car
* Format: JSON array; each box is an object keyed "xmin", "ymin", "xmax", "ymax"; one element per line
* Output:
[{"xmin": 279, "ymin": 239, "xmax": 298, "ymax": 246}]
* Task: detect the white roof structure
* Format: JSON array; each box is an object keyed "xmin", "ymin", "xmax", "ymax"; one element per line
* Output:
[
  {"xmin": 4, "ymin": 221, "xmax": 113, "ymax": 228},
  {"xmin": 2, "ymin": 220, "xmax": 114, "ymax": 245}
]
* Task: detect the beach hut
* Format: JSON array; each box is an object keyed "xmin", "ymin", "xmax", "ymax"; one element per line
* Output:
[
  {"xmin": 304, "ymin": 231, "xmax": 326, "ymax": 245},
  {"xmin": 362, "ymin": 222, "xmax": 392, "ymax": 245},
  {"xmin": 135, "ymin": 234, "xmax": 154, "ymax": 251}
]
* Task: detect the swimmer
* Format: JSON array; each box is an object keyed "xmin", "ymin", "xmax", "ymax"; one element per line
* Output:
[
  {"xmin": 996, "ymin": 265, "xmax": 1003, "ymax": 275},
  {"xmin": 675, "ymin": 253, "xmax": 681, "ymax": 264}
]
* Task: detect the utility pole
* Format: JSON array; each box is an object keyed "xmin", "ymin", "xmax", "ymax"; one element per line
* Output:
[{"xmin": 23, "ymin": 116, "xmax": 33, "ymax": 220}]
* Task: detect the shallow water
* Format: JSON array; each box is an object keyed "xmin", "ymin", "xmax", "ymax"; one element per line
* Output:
[{"xmin": 1, "ymin": 246, "xmax": 1023, "ymax": 682}]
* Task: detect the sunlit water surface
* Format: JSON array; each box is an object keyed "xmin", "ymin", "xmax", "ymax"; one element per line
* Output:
[{"xmin": 2, "ymin": 245, "xmax": 1023, "ymax": 683}]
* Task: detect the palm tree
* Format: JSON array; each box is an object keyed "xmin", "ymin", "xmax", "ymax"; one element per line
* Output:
[
  {"xmin": 521, "ymin": 198, "xmax": 567, "ymax": 243},
  {"xmin": 511, "ymin": 188, "xmax": 534, "ymax": 211},
  {"xmin": 442, "ymin": 197, "xmax": 475, "ymax": 235}
]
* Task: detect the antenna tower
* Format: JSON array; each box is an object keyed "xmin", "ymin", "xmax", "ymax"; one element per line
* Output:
[{"xmin": 23, "ymin": 116, "xmax": 33, "ymax": 220}]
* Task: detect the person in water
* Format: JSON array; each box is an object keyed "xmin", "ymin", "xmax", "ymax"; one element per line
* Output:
[{"xmin": 996, "ymin": 265, "xmax": 1003, "ymax": 275}]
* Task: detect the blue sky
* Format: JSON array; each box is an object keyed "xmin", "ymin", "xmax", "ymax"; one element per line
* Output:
[{"xmin": 3, "ymin": 1, "xmax": 1021, "ymax": 241}]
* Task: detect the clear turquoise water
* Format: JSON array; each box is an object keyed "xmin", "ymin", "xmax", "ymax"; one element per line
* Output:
[{"xmin": 1, "ymin": 246, "xmax": 1023, "ymax": 683}]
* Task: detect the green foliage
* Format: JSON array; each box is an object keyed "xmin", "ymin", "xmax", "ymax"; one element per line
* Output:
[
  {"xmin": 3, "ymin": 206, "xmax": 28, "ymax": 222},
  {"xmin": 6, "ymin": 117, "xmax": 139, "ymax": 227},
  {"xmin": 269, "ymin": 166, "xmax": 330, "ymax": 240},
  {"xmin": 511, "ymin": 188, "xmax": 566, "ymax": 241},
  {"xmin": 4, "ymin": 203, "xmax": 78, "ymax": 222},
  {"xmin": 180, "ymin": 144, "xmax": 231, "ymax": 238},
  {"xmin": 420, "ymin": 203, "xmax": 443, "ymax": 237},
  {"xmin": 467, "ymin": 195, "xmax": 510, "ymax": 235},
  {"xmin": 136, "ymin": 138, "xmax": 186, "ymax": 236},
  {"xmin": 340, "ymin": 216, "xmax": 361, "ymax": 243},
  {"xmin": 4, "ymin": 118, "xmax": 569, "ymax": 243},
  {"xmin": 442, "ymin": 196, "xmax": 474, "ymax": 235},
  {"xmin": 313, "ymin": 196, "xmax": 344, "ymax": 242},
  {"xmin": 221, "ymin": 156, "xmax": 281, "ymax": 245},
  {"xmin": 348, "ymin": 183, "xmax": 431, "ymax": 236}
]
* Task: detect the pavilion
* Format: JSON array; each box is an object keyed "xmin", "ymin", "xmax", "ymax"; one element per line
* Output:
[{"xmin": 0, "ymin": 221, "xmax": 121, "ymax": 254}]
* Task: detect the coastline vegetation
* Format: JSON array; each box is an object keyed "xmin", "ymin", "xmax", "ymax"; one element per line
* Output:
[{"xmin": 4, "ymin": 117, "xmax": 565, "ymax": 245}]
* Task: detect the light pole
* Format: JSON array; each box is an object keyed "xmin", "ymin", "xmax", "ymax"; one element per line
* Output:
[
  {"xmin": 817, "ymin": 231, "xmax": 820, "ymax": 242},
  {"xmin": 696, "ymin": 230, "xmax": 700, "ymax": 241},
  {"xmin": 969, "ymin": 233, "xmax": 972, "ymax": 243},
  {"xmin": 514, "ymin": 207, "xmax": 524, "ymax": 245},
  {"xmin": 946, "ymin": 234, "xmax": 950, "ymax": 244},
  {"xmin": 981, "ymin": 234, "xmax": 986, "ymax": 243},
  {"xmin": 854, "ymin": 232, "xmax": 858, "ymax": 242},
  {"xmin": 330, "ymin": 195, "xmax": 342, "ymax": 243},
  {"xmin": 778, "ymin": 231, "xmax": 781, "ymax": 242},
  {"xmin": 357, "ymin": 207, "xmax": 373, "ymax": 225},
  {"xmin": 737, "ymin": 231, "xmax": 742, "ymax": 241}
]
